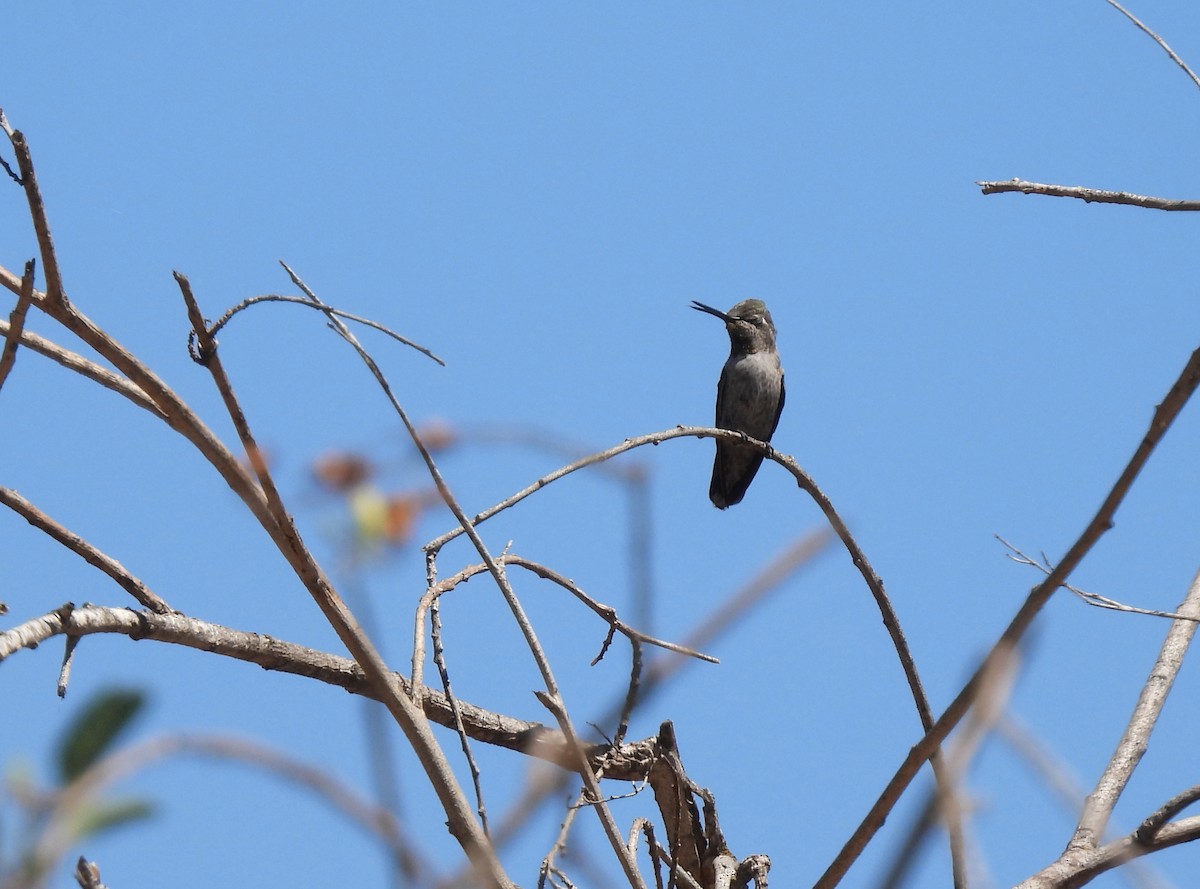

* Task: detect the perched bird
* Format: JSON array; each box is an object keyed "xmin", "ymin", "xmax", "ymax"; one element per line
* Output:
[{"xmin": 691, "ymin": 299, "xmax": 786, "ymax": 509}]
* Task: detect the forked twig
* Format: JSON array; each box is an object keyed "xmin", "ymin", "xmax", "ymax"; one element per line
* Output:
[
  {"xmin": 195, "ymin": 292, "xmax": 445, "ymax": 366},
  {"xmin": 1000, "ymin": 535, "xmax": 1200, "ymax": 622}
]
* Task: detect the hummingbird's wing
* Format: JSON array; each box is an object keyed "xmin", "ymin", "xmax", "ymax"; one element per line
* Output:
[
  {"xmin": 709, "ymin": 372, "xmax": 733, "ymax": 508},
  {"xmin": 769, "ymin": 373, "xmax": 786, "ymax": 439}
]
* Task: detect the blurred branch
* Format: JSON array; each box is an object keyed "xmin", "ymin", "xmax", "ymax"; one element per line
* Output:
[
  {"xmin": 818, "ymin": 344, "xmax": 1200, "ymax": 888},
  {"xmin": 878, "ymin": 641, "xmax": 1022, "ymax": 889},
  {"xmin": 26, "ymin": 733, "xmax": 435, "ymax": 888}
]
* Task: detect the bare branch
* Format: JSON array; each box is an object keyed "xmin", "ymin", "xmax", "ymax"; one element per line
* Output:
[
  {"xmin": 1001, "ymin": 536, "xmax": 1200, "ymax": 622},
  {"xmin": 199, "ymin": 292, "xmax": 445, "ymax": 366},
  {"xmin": 818, "ymin": 344, "xmax": 1200, "ymax": 889},
  {"xmin": 1105, "ymin": 0, "xmax": 1200, "ymax": 92},
  {"xmin": 1070, "ymin": 569, "xmax": 1200, "ymax": 850},
  {"xmin": 174, "ymin": 269, "xmax": 513, "ymax": 887},
  {"xmin": 0, "ymin": 488, "xmax": 171, "ymax": 614},
  {"xmin": 277, "ymin": 261, "xmax": 647, "ymax": 887},
  {"xmin": 421, "ymin": 554, "xmax": 717, "ymax": 667},
  {"xmin": 484, "ymin": 530, "xmax": 831, "ymax": 854},
  {"xmin": 0, "ymin": 603, "xmax": 671, "ymax": 782},
  {"xmin": 3, "ymin": 117, "xmax": 66, "ymax": 305},
  {"xmin": 977, "ymin": 179, "xmax": 1200, "ymax": 211},
  {"xmin": 33, "ymin": 733, "xmax": 435, "ymax": 887},
  {"xmin": 0, "ymin": 318, "xmax": 165, "ymax": 418},
  {"xmin": 0, "ymin": 259, "xmax": 35, "ymax": 393},
  {"xmin": 424, "ymin": 423, "xmax": 955, "ymax": 875}
]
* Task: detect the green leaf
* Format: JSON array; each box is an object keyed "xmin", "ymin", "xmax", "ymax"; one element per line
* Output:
[
  {"xmin": 55, "ymin": 688, "xmax": 146, "ymax": 784},
  {"xmin": 69, "ymin": 797, "xmax": 156, "ymax": 842}
]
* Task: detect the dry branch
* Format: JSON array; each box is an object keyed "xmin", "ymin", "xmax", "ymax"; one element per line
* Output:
[
  {"xmin": 977, "ymin": 179, "xmax": 1200, "ymax": 211},
  {"xmin": 0, "ymin": 603, "xmax": 668, "ymax": 782},
  {"xmin": 818, "ymin": 344, "xmax": 1200, "ymax": 888},
  {"xmin": 0, "ymin": 488, "xmax": 171, "ymax": 614},
  {"xmin": 0, "ymin": 259, "xmax": 35, "ymax": 393}
]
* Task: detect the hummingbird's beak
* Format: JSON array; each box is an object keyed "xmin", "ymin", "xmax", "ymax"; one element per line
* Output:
[{"xmin": 690, "ymin": 301, "xmax": 731, "ymax": 322}]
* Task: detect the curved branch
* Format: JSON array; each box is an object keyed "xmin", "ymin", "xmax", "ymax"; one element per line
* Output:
[
  {"xmin": 200, "ymin": 292, "xmax": 445, "ymax": 366},
  {"xmin": 1105, "ymin": 0, "xmax": 1200, "ymax": 92},
  {"xmin": 425, "ymin": 426, "xmax": 934, "ymax": 736}
]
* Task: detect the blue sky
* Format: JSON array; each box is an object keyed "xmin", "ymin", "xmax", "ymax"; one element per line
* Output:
[{"xmin": 4, "ymin": 3, "xmax": 1200, "ymax": 887}]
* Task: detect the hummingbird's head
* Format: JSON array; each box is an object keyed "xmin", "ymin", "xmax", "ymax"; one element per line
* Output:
[{"xmin": 690, "ymin": 298, "xmax": 777, "ymax": 353}]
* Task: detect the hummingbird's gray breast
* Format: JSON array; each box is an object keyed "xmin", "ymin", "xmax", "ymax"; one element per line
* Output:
[{"xmin": 718, "ymin": 350, "xmax": 784, "ymax": 440}]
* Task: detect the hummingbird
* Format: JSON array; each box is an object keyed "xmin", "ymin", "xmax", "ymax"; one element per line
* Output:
[{"xmin": 691, "ymin": 299, "xmax": 786, "ymax": 509}]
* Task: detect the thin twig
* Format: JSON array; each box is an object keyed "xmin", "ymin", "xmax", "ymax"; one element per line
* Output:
[
  {"xmin": 0, "ymin": 487, "xmax": 171, "ymax": 613},
  {"xmin": 1000, "ymin": 535, "xmax": 1200, "ymax": 622},
  {"xmin": 484, "ymin": 529, "xmax": 833, "ymax": 853},
  {"xmin": 199, "ymin": 292, "xmax": 445, "ymax": 366},
  {"xmin": 0, "ymin": 109, "xmax": 22, "ymax": 184},
  {"xmin": 817, "ymin": 344, "xmax": 1200, "ymax": 889},
  {"xmin": 3, "ymin": 119, "xmax": 65, "ymax": 305},
  {"xmin": 496, "ymin": 555, "xmax": 716, "ymax": 663},
  {"xmin": 1105, "ymin": 0, "xmax": 1200, "ymax": 92},
  {"xmin": 0, "ymin": 259, "xmax": 35, "ymax": 393},
  {"xmin": 430, "ymin": 594, "xmax": 491, "ymax": 836},
  {"xmin": 1137, "ymin": 785, "xmax": 1200, "ymax": 844},
  {"xmin": 977, "ymin": 179, "xmax": 1200, "ymax": 211}
]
